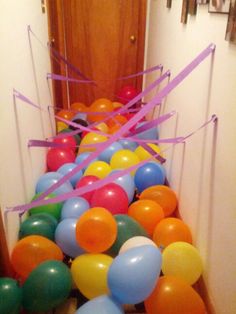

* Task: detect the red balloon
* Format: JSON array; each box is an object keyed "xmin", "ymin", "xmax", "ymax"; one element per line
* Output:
[
  {"xmin": 53, "ymin": 135, "xmax": 77, "ymax": 152},
  {"xmin": 75, "ymin": 175, "xmax": 100, "ymax": 202},
  {"xmin": 90, "ymin": 183, "xmax": 129, "ymax": 215},
  {"xmin": 47, "ymin": 148, "xmax": 75, "ymax": 171},
  {"xmin": 117, "ymin": 85, "xmax": 139, "ymax": 104}
]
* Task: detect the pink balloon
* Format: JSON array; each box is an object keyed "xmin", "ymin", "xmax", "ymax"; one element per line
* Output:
[
  {"xmin": 47, "ymin": 148, "xmax": 75, "ymax": 171},
  {"xmin": 91, "ymin": 183, "xmax": 129, "ymax": 215}
]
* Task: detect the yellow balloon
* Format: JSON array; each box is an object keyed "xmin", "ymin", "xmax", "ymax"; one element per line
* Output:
[
  {"xmin": 79, "ymin": 132, "xmax": 107, "ymax": 153},
  {"xmin": 56, "ymin": 121, "xmax": 68, "ymax": 132},
  {"xmin": 110, "ymin": 149, "xmax": 140, "ymax": 175},
  {"xmin": 71, "ymin": 253, "xmax": 113, "ymax": 299},
  {"xmin": 135, "ymin": 143, "xmax": 163, "ymax": 161},
  {"xmin": 95, "ymin": 122, "xmax": 109, "ymax": 134},
  {"xmin": 162, "ymin": 242, "xmax": 203, "ymax": 285},
  {"xmin": 112, "ymin": 101, "xmax": 123, "ymax": 109},
  {"xmin": 84, "ymin": 161, "xmax": 111, "ymax": 179}
]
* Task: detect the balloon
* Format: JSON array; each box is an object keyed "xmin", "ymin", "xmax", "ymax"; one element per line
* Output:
[
  {"xmin": 57, "ymin": 162, "xmax": 83, "ymax": 187},
  {"xmin": 139, "ymin": 185, "xmax": 178, "ymax": 217},
  {"xmin": 61, "ymin": 196, "xmax": 90, "ymax": 220},
  {"xmin": 99, "ymin": 142, "xmax": 123, "ymax": 163},
  {"xmin": 75, "ymin": 175, "xmax": 100, "ymax": 202},
  {"xmin": 53, "ymin": 134, "xmax": 77, "ymax": 152},
  {"xmin": 22, "ymin": 260, "xmax": 72, "ymax": 312},
  {"xmin": 19, "ymin": 213, "xmax": 58, "ymax": 240},
  {"xmin": 108, "ymin": 215, "xmax": 148, "ymax": 256},
  {"xmin": 117, "ymin": 85, "xmax": 139, "ymax": 104},
  {"xmin": 70, "ymin": 101, "xmax": 87, "ymax": 112},
  {"xmin": 135, "ymin": 121, "xmax": 159, "ymax": 140},
  {"xmin": 75, "ymin": 295, "xmax": 124, "ymax": 314},
  {"xmin": 109, "ymin": 170, "xmax": 135, "ymax": 204},
  {"xmin": 134, "ymin": 162, "xmax": 166, "ymax": 193},
  {"xmin": 107, "ymin": 114, "xmax": 127, "ymax": 128},
  {"xmin": 153, "ymin": 217, "xmax": 192, "ymax": 249},
  {"xmin": 84, "ymin": 161, "xmax": 111, "ymax": 179},
  {"xmin": 55, "ymin": 218, "xmax": 84, "ymax": 258},
  {"xmin": 88, "ymin": 98, "xmax": 113, "ymax": 123},
  {"xmin": 11, "ymin": 235, "xmax": 63, "ymax": 279},
  {"xmin": 128, "ymin": 200, "xmax": 164, "ymax": 236},
  {"xmin": 59, "ymin": 127, "xmax": 81, "ymax": 145},
  {"xmin": 0, "ymin": 278, "xmax": 22, "ymax": 314},
  {"xmin": 145, "ymin": 276, "xmax": 206, "ymax": 314},
  {"xmin": 71, "ymin": 254, "xmax": 113, "ymax": 299},
  {"xmin": 75, "ymin": 152, "xmax": 99, "ymax": 172},
  {"xmin": 79, "ymin": 132, "xmax": 107, "ymax": 153},
  {"xmin": 109, "ymin": 124, "xmax": 121, "ymax": 134},
  {"xmin": 162, "ymin": 242, "xmax": 203, "ymax": 285},
  {"xmin": 57, "ymin": 109, "xmax": 75, "ymax": 120},
  {"xmin": 35, "ymin": 172, "xmax": 73, "ymax": 196},
  {"xmin": 47, "ymin": 148, "xmax": 75, "ymax": 171},
  {"xmin": 118, "ymin": 138, "xmax": 138, "ymax": 151},
  {"xmin": 119, "ymin": 236, "xmax": 157, "ymax": 254},
  {"xmin": 95, "ymin": 122, "xmax": 109, "ymax": 133},
  {"xmin": 56, "ymin": 121, "xmax": 68, "ymax": 132},
  {"xmin": 70, "ymin": 117, "xmax": 88, "ymax": 131},
  {"xmin": 30, "ymin": 192, "xmax": 63, "ymax": 220},
  {"xmin": 76, "ymin": 207, "xmax": 117, "ymax": 253},
  {"xmin": 135, "ymin": 143, "xmax": 162, "ymax": 161},
  {"xmin": 90, "ymin": 183, "xmax": 129, "ymax": 215},
  {"xmin": 110, "ymin": 149, "xmax": 140, "ymax": 175},
  {"xmin": 112, "ymin": 101, "xmax": 123, "ymax": 109},
  {"xmin": 108, "ymin": 245, "xmax": 162, "ymax": 304}
]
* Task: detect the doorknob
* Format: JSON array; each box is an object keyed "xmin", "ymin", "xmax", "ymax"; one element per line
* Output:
[{"xmin": 130, "ymin": 35, "xmax": 136, "ymax": 43}]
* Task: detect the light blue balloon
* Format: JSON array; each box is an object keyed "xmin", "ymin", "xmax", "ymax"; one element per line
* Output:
[
  {"xmin": 72, "ymin": 112, "xmax": 87, "ymax": 121},
  {"xmin": 55, "ymin": 218, "xmax": 84, "ymax": 258},
  {"xmin": 57, "ymin": 163, "xmax": 83, "ymax": 187},
  {"xmin": 108, "ymin": 245, "xmax": 162, "ymax": 304},
  {"xmin": 61, "ymin": 197, "xmax": 90, "ymax": 220},
  {"xmin": 109, "ymin": 170, "xmax": 135, "ymax": 204},
  {"xmin": 99, "ymin": 142, "xmax": 123, "ymax": 163},
  {"xmin": 75, "ymin": 152, "xmax": 99, "ymax": 172},
  {"xmin": 35, "ymin": 172, "xmax": 73, "ymax": 196},
  {"xmin": 134, "ymin": 162, "xmax": 166, "ymax": 193},
  {"xmin": 75, "ymin": 295, "xmax": 124, "ymax": 314},
  {"xmin": 135, "ymin": 121, "xmax": 159, "ymax": 140},
  {"xmin": 118, "ymin": 139, "xmax": 138, "ymax": 151}
]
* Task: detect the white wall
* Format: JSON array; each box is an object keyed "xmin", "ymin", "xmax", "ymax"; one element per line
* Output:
[
  {"xmin": 144, "ymin": 1, "xmax": 236, "ymax": 314},
  {"xmin": 0, "ymin": 0, "xmax": 53, "ymax": 251}
]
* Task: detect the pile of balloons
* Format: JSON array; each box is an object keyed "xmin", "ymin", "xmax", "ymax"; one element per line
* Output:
[{"xmin": 1, "ymin": 87, "xmax": 206, "ymax": 314}]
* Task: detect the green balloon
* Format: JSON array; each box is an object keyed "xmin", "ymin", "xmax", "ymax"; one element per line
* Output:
[
  {"xmin": 108, "ymin": 214, "xmax": 149, "ymax": 256},
  {"xmin": 29, "ymin": 193, "xmax": 63, "ymax": 221},
  {"xmin": 59, "ymin": 128, "xmax": 81, "ymax": 145},
  {"xmin": 0, "ymin": 278, "xmax": 22, "ymax": 314},
  {"xmin": 19, "ymin": 213, "xmax": 58, "ymax": 240},
  {"xmin": 22, "ymin": 260, "xmax": 72, "ymax": 312}
]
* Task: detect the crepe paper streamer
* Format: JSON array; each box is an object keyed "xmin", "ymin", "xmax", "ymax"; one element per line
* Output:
[
  {"xmin": 30, "ymin": 44, "xmax": 216, "ymax": 204},
  {"xmin": 47, "ymin": 73, "xmax": 95, "ymax": 84},
  {"xmin": 116, "ymin": 64, "xmax": 163, "ymax": 80},
  {"xmin": 13, "ymin": 89, "xmax": 42, "ymax": 110}
]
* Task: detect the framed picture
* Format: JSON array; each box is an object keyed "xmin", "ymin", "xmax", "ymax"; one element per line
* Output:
[
  {"xmin": 225, "ymin": 0, "xmax": 236, "ymax": 43},
  {"xmin": 208, "ymin": 0, "xmax": 230, "ymax": 13}
]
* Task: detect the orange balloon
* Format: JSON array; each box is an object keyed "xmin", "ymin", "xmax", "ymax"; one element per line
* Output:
[
  {"xmin": 107, "ymin": 115, "xmax": 128, "ymax": 128},
  {"xmin": 128, "ymin": 200, "xmax": 164, "ymax": 236},
  {"xmin": 11, "ymin": 235, "xmax": 63, "ymax": 279},
  {"xmin": 109, "ymin": 124, "xmax": 121, "ymax": 134},
  {"xmin": 75, "ymin": 207, "xmax": 117, "ymax": 253},
  {"xmin": 88, "ymin": 98, "xmax": 113, "ymax": 123},
  {"xmin": 70, "ymin": 102, "xmax": 88, "ymax": 112},
  {"xmin": 145, "ymin": 276, "xmax": 206, "ymax": 314},
  {"xmin": 139, "ymin": 185, "xmax": 178, "ymax": 217},
  {"xmin": 57, "ymin": 109, "xmax": 75, "ymax": 121},
  {"xmin": 153, "ymin": 218, "xmax": 192, "ymax": 249}
]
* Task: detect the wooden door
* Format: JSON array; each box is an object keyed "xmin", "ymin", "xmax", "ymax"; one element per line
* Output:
[{"xmin": 47, "ymin": 0, "xmax": 147, "ymax": 107}]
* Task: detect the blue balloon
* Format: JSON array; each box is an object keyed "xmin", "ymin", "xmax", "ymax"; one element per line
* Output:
[
  {"xmin": 61, "ymin": 197, "xmax": 90, "ymax": 220},
  {"xmin": 75, "ymin": 152, "xmax": 99, "ymax": 172},
  {"xmin": 72, "ymin": 112, "xmax": 87, "ymax": 121},
  {"xmin": 135, "ymin": 121, "xmax": 159, "ymax": 140},
  {"xmin": 109, "ymin": 170, "xmax": 135, "ymax": 204},
  {"xmin": 35, "ymin": 172, "xmax": 73, "ymax": 196},
  {"xmin": 99, "ymin": 142, "xmax": 123, "ymax": 163},
  {"xmin": 75, "ymin": 295, "xmax": 124, "ymax": 314},
  {"xmin": 57, "ymin": 163, "xmax": 83, "ymax": 187},
  {"xmin": 108, "ymin": 245, "xmax": 162, "ymax": 304},
  {"xmin": 55, "ymin": 218, "xmax": 84, "ymax": 258},
  {"xmin": 118, "ymin": 139, "xmax": 138, "ymax": 151},
  {"xmin": 134, "ymin": 162, "xmax": 166, "ymax": 193}
]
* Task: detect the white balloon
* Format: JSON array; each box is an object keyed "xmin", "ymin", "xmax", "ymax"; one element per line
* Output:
[{"xmin": 119, "ymin": 236, "xmax": 157, "ymax": 254}]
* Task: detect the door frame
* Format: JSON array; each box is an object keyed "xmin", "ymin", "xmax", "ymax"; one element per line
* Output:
[{"xmin": 46, "ymin": 0, "xmax": 147, "ymax": 109}]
